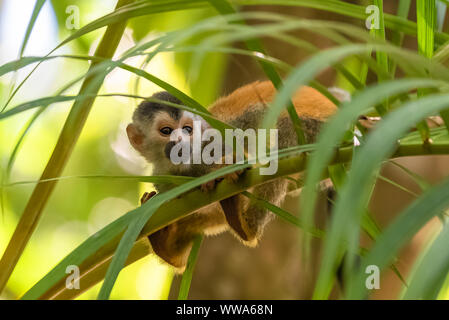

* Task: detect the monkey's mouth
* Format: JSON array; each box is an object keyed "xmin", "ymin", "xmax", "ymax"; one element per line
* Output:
[{"xmin": 164, "ymin": 141, "xmax": 193, "ymax": 164}]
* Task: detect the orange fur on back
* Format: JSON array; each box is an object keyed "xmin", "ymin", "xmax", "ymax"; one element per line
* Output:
[{"xmin": 209, "ymin": 81, "xmax": 337, "ymax": 122}]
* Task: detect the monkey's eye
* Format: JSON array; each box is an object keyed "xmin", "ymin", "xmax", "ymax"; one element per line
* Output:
[
  {"xmin": 182, "ymin": 126, "xmax": 193, "ymax": 135},
  {"xmin": 159, "ymin": 127, "xmax": 173, "ymax": 136}
]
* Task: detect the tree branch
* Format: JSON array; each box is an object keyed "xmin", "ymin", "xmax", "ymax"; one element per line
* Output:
[
  {"xmin": 0, "ymin": 0, "xmax": 134, "ymax": 293},
  {"xmin": 23, "ymin": 139, "xmax": 449, "ymax": 300}
]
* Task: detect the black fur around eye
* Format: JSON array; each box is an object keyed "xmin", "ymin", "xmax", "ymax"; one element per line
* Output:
[
  {"xmin": 182, "ymin": 126, "xmax": 193, "ymax": 135},
  {"xmin": 160, "ymin": 127, "xmax": 173, "ymax": 135}
]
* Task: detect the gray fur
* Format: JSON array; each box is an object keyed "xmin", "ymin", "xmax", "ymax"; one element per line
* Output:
[
  {"xmin": 130, "ymin": 96, "xmax": 327, "ymax": 267},
  {"xmin": 218, "ymin": 102, "xmax": 324, "ymax": 242},
  {"xmin": 133, "ymin": 91, "xmax": 182, "ymax": 125}
]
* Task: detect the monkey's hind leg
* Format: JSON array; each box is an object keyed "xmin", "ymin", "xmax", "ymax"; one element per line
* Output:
[
  {"xmin": 148, "ymin": 221, "xmax": 193, "ymax": 270},
  {"xmin": 141, "ymin": 193, "xmax": 227, "ymax": 271},
  {"xmin": 221, "ymin": 178, "xmax": 289, "ymax": 246}
]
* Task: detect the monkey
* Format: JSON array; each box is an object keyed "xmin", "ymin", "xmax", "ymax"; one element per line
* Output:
[{"xmin": 126, "ymin": 81, "xmax": 338, "ymax": 271}]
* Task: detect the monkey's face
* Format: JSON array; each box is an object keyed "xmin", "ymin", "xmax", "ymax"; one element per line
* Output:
[{"xmin": 127, "ymin": 108, "xmax": 209, "ymax": 176}]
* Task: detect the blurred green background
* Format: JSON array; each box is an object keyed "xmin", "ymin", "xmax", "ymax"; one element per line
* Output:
[{"xmin": 0, "ymin": 0, "xmax": 228, "ymax": 299}]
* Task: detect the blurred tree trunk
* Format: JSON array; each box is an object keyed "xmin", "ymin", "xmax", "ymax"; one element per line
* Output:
[
  {"xmin": 169, "ymin": 2, "xmax": 449, "ymax": 299},
  {"xmin": 170, "ymin": 4, "xmax": 354, "ymax": 300}
]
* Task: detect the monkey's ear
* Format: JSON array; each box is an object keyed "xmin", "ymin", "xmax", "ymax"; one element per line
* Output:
[{"xmin": 126, "ymin": 123, "xmax": 145, "ymax": 152}]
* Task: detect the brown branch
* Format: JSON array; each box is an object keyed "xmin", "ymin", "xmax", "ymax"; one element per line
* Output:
[{"xmin": 29, "ymin": 140, "xmax": 449, "ymax": 300}]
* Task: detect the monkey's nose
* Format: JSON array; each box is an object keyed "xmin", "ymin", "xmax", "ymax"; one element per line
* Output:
[{"xmin": 164, "ymin": 141, "xmax": 176, "ymax": 159}]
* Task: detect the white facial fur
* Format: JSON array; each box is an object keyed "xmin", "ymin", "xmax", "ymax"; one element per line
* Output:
[{"xmin": 133, "ymin": 110, "xmax": 210, "ymax": 176}]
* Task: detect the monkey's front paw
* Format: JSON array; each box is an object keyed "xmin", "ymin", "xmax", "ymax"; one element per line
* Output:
[
  {"xmin": 140, "ymin": 191, "xmax": 157, "ymax": 204},
  {"xmin": 223, "ymin": 169, "xmax": 245, "ymax": 183},
  {"xmin": 200, "ymin": 180, "xmax": 216, "ymax": 193},
  {"xmin": 201, "ymin": 169, "xmax": 247, "ymax": 192}
]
